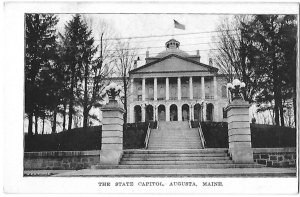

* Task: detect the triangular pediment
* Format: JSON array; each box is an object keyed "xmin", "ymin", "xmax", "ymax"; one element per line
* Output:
[{"xmin": 130, "ymin": 54, "xmax": 217, "ymax": 74}]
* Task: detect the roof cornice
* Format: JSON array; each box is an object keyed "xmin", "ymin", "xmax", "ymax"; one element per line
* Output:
[{"xmin": 129, "ymin": 54, "xmax": 218, "ymax": 74}]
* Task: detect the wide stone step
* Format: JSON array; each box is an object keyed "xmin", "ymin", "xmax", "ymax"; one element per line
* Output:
[
  {"xmin": 148, "ymin": 145, "xmax": 201, "ymax": 147},
  {"xmin": 148, "ymin": 147, "xmax": 203, "ymax": 150},
  {"xmin": 149, "ymin": 136, "xmax": 200, "ymax": 139},
  {"xmin": 123, "ymin": 149, "xmax": 228, "ymax": 154},
  {"xmin": 122, "ymin": 156, "xmax": 231, "ymax": 161},
  {"xmin": 120, "ymin": 160, "xmax": 233, "ymax": 165},
  {"xmin": 122, "ymin": 153, "xmax": 229, "ymax": 157},
  {"xmin": 148, "ymin": 142, "xmax": 201, "ymax": 145},
  {"xmin": 96, "ymin": 163, "xmax": 264, "ymax": 169},
  {"xmin": 151, "ymin": 131, "xmax": 199, "ymax": 134}
]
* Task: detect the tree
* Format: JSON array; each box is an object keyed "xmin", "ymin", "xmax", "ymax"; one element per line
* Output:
[
  {"xmin": 114, "ymin": 40, "xmax": 138, "ymax": 124},
  {"xmin": 63, "ymin": 14, "xmax": 97, "ymax": 130},
  {"xmin": 245, "ymin": 15, "xmax": 297, "ymax": 126},
  {"xmin": 80, "ymin": 17, "xmax": 118, "ymax": 127},
  {"xmin": 213, "ymin": 15, "xmax": 297, "ymax": 127},
  {"xmin": 25, "ymin": 14, "xmax": 58, "ymax": 135},
  {"xmin": 212, "ymin": 15, "xmax": 260, "ymax": 103}
]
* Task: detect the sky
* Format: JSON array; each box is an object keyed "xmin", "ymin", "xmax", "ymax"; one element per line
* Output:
[{"xmin": 56, "ymin": 14, "xmax": 224, "ymax": 66}]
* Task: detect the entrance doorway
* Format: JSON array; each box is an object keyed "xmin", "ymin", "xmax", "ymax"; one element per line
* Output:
[
  {"xmin": 145, "ymin": 105, "xmax": 154, "ymax": 121},
  {"xmin": 194, "ymin": 103, "xmax": 202, "ymax": 121},
  {"xmin": 206, "ymin": 103, "xmax": 214, "ymax": 121},
  {"xmin": 170, "ymin": 104, "xmax": 178, "ymax": 121},
  {"xmin": 182, "ymin": 104, "xmax": 190, "ymax": 121},
  {"xmin": 134, "ymin": 105, "xmax": 142, "ymax": 123},
  {"xmin": 158, "ymin": 105, "xmax": 166, "ymax": 121}
]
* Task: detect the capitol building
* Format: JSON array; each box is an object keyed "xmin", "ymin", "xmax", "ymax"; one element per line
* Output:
[{"xmin": 127, "ymin": 39, "xmax": 229, "ymax": 123}]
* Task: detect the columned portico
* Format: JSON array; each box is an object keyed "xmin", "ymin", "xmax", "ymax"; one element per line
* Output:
[{"xmin": 127, "ymin": 39, "xmax": 228, "ymax": 123}]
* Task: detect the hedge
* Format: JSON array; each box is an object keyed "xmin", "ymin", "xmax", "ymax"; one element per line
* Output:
[
  {"xmin": 25, "ymin": 121, "xmax": 156, "ymax": 152},
  {"xmin": 24, "ymin": 126, "xmax": 102, "ymax": 152},
  {"xmin": 191, "ymin": 121, "xmax": 296, "ymax": 148},
  {"xmin": 25, "ymin": 121, "xmax": 296, "ymax": 151}
]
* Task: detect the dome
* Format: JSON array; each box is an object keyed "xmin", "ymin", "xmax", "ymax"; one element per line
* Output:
[
  {"xmin": 155, "ymin": 39, "xmax": 189, "ymax": 58},
  {"xmin": 156, "ymin": 48, "xmax": 189, "ymax": 58}
]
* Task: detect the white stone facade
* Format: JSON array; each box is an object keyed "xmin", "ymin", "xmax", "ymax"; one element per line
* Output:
[{"xmin": 128, "ymin": 39, "xmax": 229, "ymax": 123}]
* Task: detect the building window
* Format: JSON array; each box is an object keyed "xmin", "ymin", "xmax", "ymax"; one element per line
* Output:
[{"xmin": 137, "ymin": 95, "xmax": 142, "ymax": 101}]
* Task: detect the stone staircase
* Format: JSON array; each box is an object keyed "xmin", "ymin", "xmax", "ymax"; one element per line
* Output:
[
  {"xmin": 114, "ymin": 121, "xmax": 262, "ymax": 169},
  {"xmin": 147, "ymin": 121, "xmax": 203, "ymax": 149},
  {"xmin": 94, "ymin": 121, "xmax": 263, "ymax": 170},
  {"xmin": 116, "ymin": 149, "xmax": 262, "ymax": 169}
]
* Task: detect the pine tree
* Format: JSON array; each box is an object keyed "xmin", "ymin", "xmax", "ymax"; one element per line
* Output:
[
  {"xmin": 244, "ymin": 15, "xmax": 297, "ymax": 126},
  {"xmin": 63, "ymin": 14, "xmax": 97, "ymax": 129},
  {"xmin": 25, "ymin": 14, "xmax": 58, "ymax": 135}
]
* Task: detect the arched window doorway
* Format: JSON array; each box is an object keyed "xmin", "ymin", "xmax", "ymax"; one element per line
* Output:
[
  {"xmin": 206, "ymin": 103, "xmax": 214, "ymax": 121},
  {"xmin": 170, "ymin": 104, "xmax": 178, "ymax": 121},
  {"xmin": 145, "ymin": 105, "xmax": 154, "ymax": 122},
  {"xmin": 194, "ymin": 103, "xmax": 202, "ymax": 121},
  {"xmin": 182, "ymin": 104, "xmax": 190, "ymax": 121},
  {"xmin": 134, "ymin": 105, "xmax": 142, "ymax": 123},
  {"xmin": 158, "ymin": 105, "xmax": 166, "ymax": 121}
]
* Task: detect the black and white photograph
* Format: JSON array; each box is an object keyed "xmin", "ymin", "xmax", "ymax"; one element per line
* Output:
[{"xmin": 2, "ymin": 1, "xmax": 299, "ymax": 195}]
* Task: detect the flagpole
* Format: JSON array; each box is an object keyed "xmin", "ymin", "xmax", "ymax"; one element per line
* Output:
[{"xmin": 172, "ymin": 20, "xmax": 174, "ymax": 39}]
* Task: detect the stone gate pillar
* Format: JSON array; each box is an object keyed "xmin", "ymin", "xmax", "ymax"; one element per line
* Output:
[
  {"xmin": 225, "ymin": 80, "xmax": 253, "ymax": 163},
  {"xmin": 100, "ymin": 99, "xmax": 125, "ymax": 165}
]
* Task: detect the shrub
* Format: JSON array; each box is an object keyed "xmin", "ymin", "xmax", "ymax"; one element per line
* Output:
[
  {"xmin": 24, "ymin": 126, "xmax": 102, "ymax": 152},
  {"xmin": 191, "ymin": 121, "xmax": 296, "ymax": 148},
  {"xmin": 25, "ymin": 121, "xmax": 157, "ymax": 151}
]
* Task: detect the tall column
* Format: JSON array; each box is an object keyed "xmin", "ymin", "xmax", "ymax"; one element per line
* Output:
[
  {"xmin": 141, "ymin": 104, "xmax": 146, "ymax": 122},
  {"xmin": 154, "ymin": 77, "xmax": 157, "ymax": 101},
  {"xmin": 142, "ymin": 78, "xmax": 146, "ymax": 101},
  {"xmin": 155, "ymin": 105, "xmax": 158, "ymax": 121},
  {"xmin": 166, "ymin": 105, "xmax": 170, "ymax": 122},
  {"xmin": 166, "ymin": 77, "xmax": 169, "ymax": 100},
  {"xmin": 202, "ymin": 102, "xmax": 206, "ymax": 121},
  {"xmin": 178, "ymin": 105, "xmax": 182, "ymax": 121},
  {"xmin": 100, "ymin": 99, "xmax": 125, "ymax": 165},
  {"xmin": 213, "ymin": 76, "xmax": 217, "ymax": 100},
  {"xmin": 153, "ymin": 106, "xmax": 156, "ymax": 121},
  {"xmin": 191, "ymin": 105, "xmax": 194, "ymax": 121},
  {"xmin": 130, "ymin": 105, "xmax": 134, "ymax": 123},
  {"xmin": 177, "ymin": 77, "xmax": 181, "ymax": 100},
  {"xmin": 189, "ymin": 105, "xmax": 192, "ymax": 121},
  {"xmin": 189, "ymin": 77, "xmax": 193, "ymax": 99},
  {"xmin": 201, "ymin": 76, "xmax": 205, "ymax": 100},
  {"xmin": 225, "ymin": 99, "xmax": 253, "ymax": 163}
]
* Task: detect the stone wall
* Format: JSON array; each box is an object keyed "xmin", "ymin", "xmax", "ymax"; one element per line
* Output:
[
  {"xmin": 24, "ymin": 150, "xmax": 100, "ymax": 170},
  {"xmin": 253, "ymin": 148, "xmax": 296, "ymax": 168}
]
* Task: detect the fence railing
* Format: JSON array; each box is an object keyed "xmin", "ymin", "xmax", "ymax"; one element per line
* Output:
[
  {"xmin": 197, "ymin": 122, "xmax": 206, "ymax": 149},
  {"xmin": 144, "ymin": 123, "xmax": 151, "ymax": 149}
]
